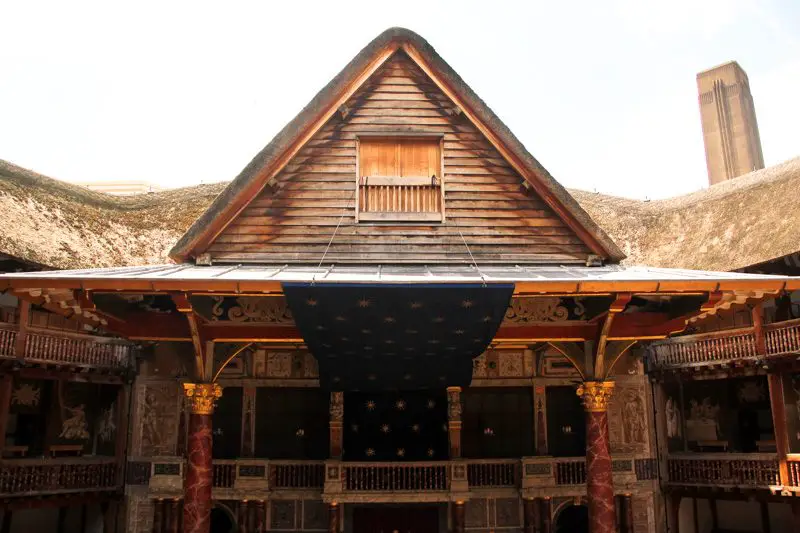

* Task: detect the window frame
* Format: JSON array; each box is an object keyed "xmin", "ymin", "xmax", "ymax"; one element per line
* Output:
[{"xmin": 355, "ymin": 133, "xmax": 445, "ymax": 223}]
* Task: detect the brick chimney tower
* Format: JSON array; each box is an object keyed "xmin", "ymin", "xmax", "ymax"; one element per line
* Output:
[{"xmin": 697, "ymin": 61, "xmax": 764, "ymax": 185}]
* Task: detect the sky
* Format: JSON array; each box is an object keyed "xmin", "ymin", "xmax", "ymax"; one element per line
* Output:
[{"xmin": 0, "ymin": 0, "xmax": 798, "ymax": 200}]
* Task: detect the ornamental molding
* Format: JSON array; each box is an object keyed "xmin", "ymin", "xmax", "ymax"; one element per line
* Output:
[
  {"xmin": 504, "ymin": 297, "xmax": 585, "ymax": 323},
  {"xmin": 576, "ymin": 381, "xmax": 615, "ymax": 412},
  {"xmin": 211, "ymin": 296, "xmax": 293, "ymax": 323},
  {"xmin": 183, "ymin": 383, "xmax": 222, "ymax": 415}
]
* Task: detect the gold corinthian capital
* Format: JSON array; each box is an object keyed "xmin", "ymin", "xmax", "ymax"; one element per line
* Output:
[
  {"xmin": 183, "ymin": 383, "xmax": 223, "ymax": 415},
  {"xmin": 576, "ymin": 381, "xmax": 615, "ymax": 412}
]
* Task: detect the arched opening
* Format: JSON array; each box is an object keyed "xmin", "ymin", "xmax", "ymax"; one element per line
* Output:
[
  {"xmin": 210, "ymin": 503, "xmax": 237, "ymax": 533},
  {"xmin": 555, "ymin": 504, "xmax": 589, "ymax": 533}
]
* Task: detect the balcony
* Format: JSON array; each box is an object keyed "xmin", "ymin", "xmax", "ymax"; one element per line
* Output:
[
  {"xmin": 138, "ymin": 456, "xmax": 657, "ymax": 501},
  {"xmin": 0, "ymin": 323, "xmax": 135, "ymax": 373},
  {"xmin": 648, "ymin": 318, "xmax": 800, "ymax": 370},
  {"xmin": 665, "ymin": 453, "xmax": 779, "ymax": 490},
  {"xmin": 357, "ymin": 176, "xmax": 443, "ymax": 222},
  {"xmin": 0, "ymin": 457, "xmax": 120, "ymax": 497}
]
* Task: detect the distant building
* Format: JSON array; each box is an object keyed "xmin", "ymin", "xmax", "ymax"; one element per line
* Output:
[
  {"xmin": 697, "ymin": 61, "xmax": 765, "ymax": 185},
  {"xmin": 75, "ymin": 180, "xmax": 165, "ymax": 195}
]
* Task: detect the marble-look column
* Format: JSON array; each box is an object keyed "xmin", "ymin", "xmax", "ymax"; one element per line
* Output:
[
  {"xmin": 447, "ymin": 387, "xmax": 463, "ymax": 458},
  {"xmin": 238, "ymin": 500, "xmax": 250, "ymax": 533},
  {"xmin": 328, "ymin": 503, "xmax": 340, "ymax": 533},
  {"xmin": 167, "ymin": 499, "xmax": 180, "ymax": 533},
  {"xmin": 452, "ymin": 501, "xmax": 465, "ymax": 533},
  {"xmin": 256, "ymin": 500, "xmax": 266, "ymax": 533},
  {"xmin": 330, "ymin": 392, "xmax": 344, "ymax": 458},
  {"xmin": 523, "ymin": 498, "xmax": 538, "ymax": 533},
  {"xmin": 183, "ymin": 383, "xmax": 222, "ymax": 533},
  {"xmin": 577, "ymin": 381, "xmax": 616, "ymax": 533},
  {"xmin": 540, "ymin": 498, "xmax": 552, "ymax": 533},
  {"xmin": 152, "ymin": 499, "xmax": 165, "ymax": 533},
  {"xmin": 616, "ymin": 494, "xmax": 633, "ymax": 533}
]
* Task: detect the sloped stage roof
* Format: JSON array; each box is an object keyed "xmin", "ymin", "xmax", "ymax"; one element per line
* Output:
[{"xmin": 167, "ymin": 27, "xmax": 624, "ymax": 264}]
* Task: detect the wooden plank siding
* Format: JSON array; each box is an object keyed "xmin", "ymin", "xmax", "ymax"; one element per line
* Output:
[{"xmin": 207, "ymin": 51, "xmax": 593, "ymax": 264}]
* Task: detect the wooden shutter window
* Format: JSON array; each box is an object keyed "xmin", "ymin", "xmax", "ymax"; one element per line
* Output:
[{"xmin": 357, "ymin": 138, "xmax": 444, "ymax": 222}]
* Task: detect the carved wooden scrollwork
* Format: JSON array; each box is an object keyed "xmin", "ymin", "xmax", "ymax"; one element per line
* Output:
[
  {"xmin": 211, "ymin": 296, "xmax": 294, "ymax": 323},
  {"xmin": 504, "ymin": 297, "xmax": 585, "ymax": 323}
]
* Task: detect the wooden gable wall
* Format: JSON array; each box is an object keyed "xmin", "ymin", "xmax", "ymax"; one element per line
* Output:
[{"xmin": 207, "ymin": 51, "xmax": 593, "ymax": 264}]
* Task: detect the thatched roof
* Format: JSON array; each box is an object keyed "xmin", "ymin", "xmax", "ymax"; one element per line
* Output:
[
  {"xmin": 0, "ymin": 159, "xmax": 226, "ymax": 270},
  {"xmin": 571, "ymin": 157, "xmax": 800, "ymax": 271},
  {"xmin": 168, "ymin": 27, "xmax": 625, "ymax": 264},
  {"xmin": 2, "ymin": 156, "xmax": 798, "ymax": 273}
]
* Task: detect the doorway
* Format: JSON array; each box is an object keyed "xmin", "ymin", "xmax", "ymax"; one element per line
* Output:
[
  {"xmin": 353, "ymin": 505, "xmax": 440, "ymax": 533},
  {"xmin": 555, "ymin": 504, "xmax": 588, "ymax": 533},
  {"xmin": 210, "ymin": 504, "xmax": 236, "ymax": 533}
]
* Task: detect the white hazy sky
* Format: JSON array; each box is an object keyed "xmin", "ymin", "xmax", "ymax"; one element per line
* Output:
[{"xmin": 1, "ymin": 0, "xmax": 798, "ymax": 199}]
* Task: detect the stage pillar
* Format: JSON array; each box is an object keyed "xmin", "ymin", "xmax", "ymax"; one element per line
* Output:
[
  {"xmin": 577, "ymin": 381, "xmax": 617, "ymax": 533},
  {"xmin": 182, "ymin": 383, "xmax": 222, "ymax": 533}
]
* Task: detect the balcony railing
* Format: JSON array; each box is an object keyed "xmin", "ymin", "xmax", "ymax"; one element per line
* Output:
[
  {"xmin": 555, "ymin": 458, "xmax": 587, "ymax": 485},
  {"xmin": 0, "ymin": 457, "xmax": 119, "ymax": 496},
  {"xmin": 466, "ymin": 459, "xmax": 518, "ymax": 488},
  {"xmin": 212, "ymin": 460, "xmax": 237, "ymax": 488},
  {"xmin": 343, "ymin": 462, "xmax": 449, "ymax": 492},
  {"xmin": 666, "ymin": 454, "xmax": 779, "ymax": 489},
  {"xmin": 649, "ymin": 318, "xmax": 800, "ymax": 369},
  {"xmin": 270, "ymin": 461, "xmax": 325, "ymax": 489},
  {"xmin": 0, "ymin": 326, "xmax": 16, "ymax": 358},
  {"xmin": 145, "ymin": 456, "xmax": 652, "ymax": 498},
  {"xmin": 0, "ymin": 324, "xmax": 134, "ymax": 371},
  {"xmin": 357, "ymin": 176, "xmax": 443, "ymax": 222}
]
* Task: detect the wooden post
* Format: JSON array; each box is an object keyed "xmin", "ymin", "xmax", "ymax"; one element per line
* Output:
[
  {"xmin": 0, "ymin": 374, "xmax": 13, "ymax": 456},
  {"xmin": 115, "ymin": 384, "xmax": 130, "ymax": 485},
  {"xmin": 330, "ymin": 392, "xmax": 343, "ymax": 459},
  {"xmin": 14, "ymin": 301, "xmax": 30, "ymax": 361},
  {"xmin": 752, "ymin": 303, "xmax": 766, "ymax": 355},
  {"xmin": 767, "ymin": 372, "xmax": 791, "ymax": 487},
  {"xmin": 447, "ymin": 386, "xmax": 462, "ymax": 458}
]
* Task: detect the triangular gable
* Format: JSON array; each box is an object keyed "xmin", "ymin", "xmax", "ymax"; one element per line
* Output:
[{"xmin": 170, "ymin": 28, "xmax": 624, "ymax": 264}]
